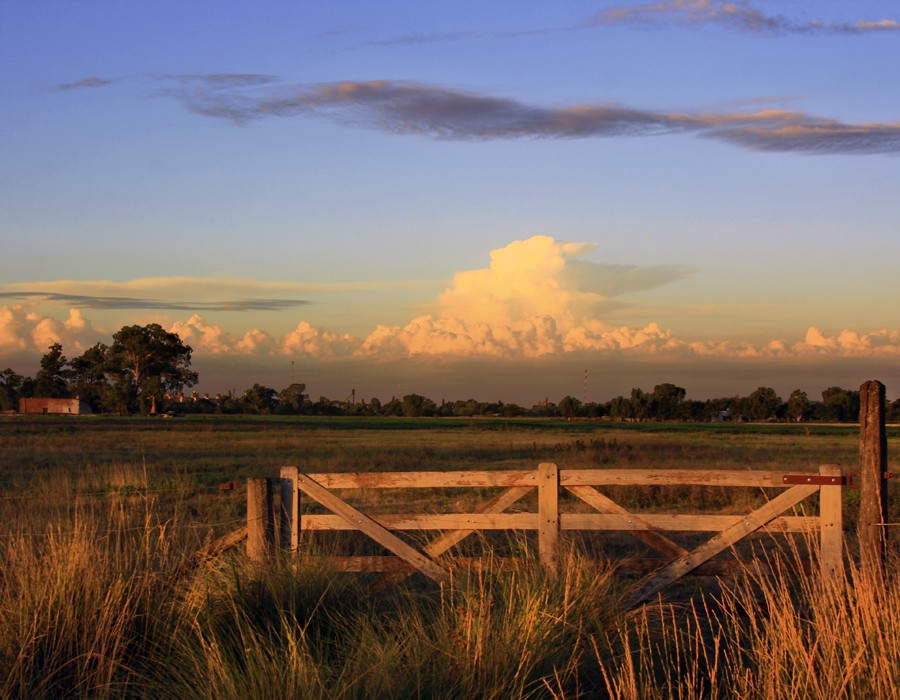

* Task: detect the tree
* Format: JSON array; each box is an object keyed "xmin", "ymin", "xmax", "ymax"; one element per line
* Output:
[
  {"xmin": 786, "ymin": 389, "xmax": 811, "ymax": 423},
  {"xmin": 744, "ymin": 387, "xmax": 782, "ymax": 421},
  {"xmin": 818, "ymin": 387, "xmax": 859, "ymax": 423},
  {"xmin": 106, "ymin": 324, "xmax": 198, "ymax": 414},
  {"xmin": 67, "ymin": 343, "xmax": 110, "ymax": 411},
  {"xmin": 608, "ymin": 395, "xmax": 633, "ymax": 421},
  {"xmin": 651, "ymin": 383, "xmax": 686, "ymax": 420},
  {"xmin": 630, "ymin": 388, "xmax": 653, "ymax": 422},
  {"xmin": 559, "ymin": 395, "xmax": 582, "ymax": 419},
  {"xmin": 34, "ymin": 344, "xmax": 70, "ymax": 398},
  {"xmin": 0, "ymin": 368, "xmax": 26, "ymax": 411},
  {"xmin": 402, "ymin": 393, "xmax": 436, "ymax": 417},
  {"xmin": 240, "ymin": 384, "xmax": 280, "ymax": 414},
  {"xmin": 278, "ymin": 383, "xmax": 308, "ymax": 414}
]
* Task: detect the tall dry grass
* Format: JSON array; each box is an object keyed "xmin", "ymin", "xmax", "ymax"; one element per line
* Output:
[
  {"xmin": 595, "ymin": 554, "xmax": 900, "ymax": 699},
  {"xmin": 3, "ymin": 482, "xmax": 897, "ymax": 699},
  {"xmin": 0, "ymin": 417, "xmax": 896, "ymax": 697}
]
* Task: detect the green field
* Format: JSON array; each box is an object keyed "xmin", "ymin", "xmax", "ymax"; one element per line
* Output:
[{"xmin": 1, "ymin": 415, "xmax": 898, "ymax": 698}]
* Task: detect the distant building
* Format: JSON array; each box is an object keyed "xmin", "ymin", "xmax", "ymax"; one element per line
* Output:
[{"xmin": 18, "ymin": 398, "xmax": 93, "ymax": 415}]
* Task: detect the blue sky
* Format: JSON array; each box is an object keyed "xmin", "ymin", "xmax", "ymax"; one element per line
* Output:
[{"xmin": 2, "ymin": 1, "xmax": 899, "ymax": 403}]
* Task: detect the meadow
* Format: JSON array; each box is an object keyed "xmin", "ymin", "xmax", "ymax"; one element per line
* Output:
[{"xmin": 0, "ymin": 415, "xmax": 897, "ymax": 698}]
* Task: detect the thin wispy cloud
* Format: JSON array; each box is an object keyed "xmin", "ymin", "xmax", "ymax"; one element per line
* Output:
[
  {"xmin": 165, "ymin": 76, "xmax": 900, "ymax": 155},
  {"xmin": 590, "ymin": 0, "xmax": 900, "ymax": 35},
  {"xmin": 57, "ymin": 73, "xmax": 900, "ymax": 155},
  {"xmin": 368, "ymin": 31, "xmax": 479, "ymax": 47},
  {"xmin": 0, "ymin": 292, "xmax": 309, "ymax": 312},
  {"xmin": 57, "ymin": 76, "xmax": 116, "ymax": 91}
]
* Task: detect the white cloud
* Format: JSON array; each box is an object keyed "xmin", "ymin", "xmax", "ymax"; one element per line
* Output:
[
  {"xmin": 0, "ymin": 305, "xmax": 99, "ymax": 354},
  {"xmin": 4, "ymin": 238, "xmax": 900, "ymax": 372}
]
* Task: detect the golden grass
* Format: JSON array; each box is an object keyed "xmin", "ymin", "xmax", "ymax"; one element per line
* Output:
[{"xmin": 0, "ymin": 417, "xmax": 897, "ymax": 697}]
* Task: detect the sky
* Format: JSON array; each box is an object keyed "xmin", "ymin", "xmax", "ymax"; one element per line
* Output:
[{"xmin": 1, "ymin": 1, "xmax": 899, "ymax": 405}]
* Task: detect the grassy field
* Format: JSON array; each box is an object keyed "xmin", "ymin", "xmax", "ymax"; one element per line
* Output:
[{"xmin": 1, "ymin": 415, "xmax": 898, "ymax": 698}]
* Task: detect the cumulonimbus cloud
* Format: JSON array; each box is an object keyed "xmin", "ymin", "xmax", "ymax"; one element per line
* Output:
[
  {"xmin": 590, "ymin": 0, "xmax": 900, "ymax": 35},
  {"xmin": 80, "ymin": 75, "xmax": 899, "ymax": 155},
  {"xmin": 4, "ymin": 236, "xmax": 900, "ymax": 364}
]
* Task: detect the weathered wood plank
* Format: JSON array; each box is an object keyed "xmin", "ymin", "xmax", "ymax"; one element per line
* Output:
[
  {"xmin": 280, "ymin": 466, "xmax": 299, "ymax": 554},
  {"xmin": 377, "ymin": 486, "xmax": 534, "ymax": 586},
  {"xmin": 566, "ymin": 485, "xmax": 688, "ymax": 558},
  {"xmin": 247, "ymin": 477, "xmax": 274, "ymax": 562},
  {"xmin": 538, "ymin": 462, "xmax": 560, "ymax": 575},
  {"xmin": 560, "ymin": 469, "xmax": 790, "ymax": 487},
  {"xmin": 859, "ymin": 380, "xmax": 888, "ymax": 586},
  {"xmin": 561, "ymin": 514, "xmax": 817, "ymax": 532},
  {"xmin": 625, "ymin": 483, "xmax": 819, "ymax": 607},
  {"xmin": 285, "ymin": 468, "xmax": 794, "ymax": 489},
  {"xmin": 301, "ymin": 513, "xmax": 538, "ymax": 530},
  {"xmin": 423, "ymin": 486, "xmax": 533, "ymax": 557},
  {"xmin": 296, "ymin": 470, "xmax": 537, "ymax": 489},
  {"xmin": 299, "ymin": 513, "xmax": 816, "ymax": 532},
  {"xmin": 295, "ymin": 472, "xmax": 451, "ymax": 586},
  {"xmin": 819, "ymin": 464, "xmax": 844, "ymax": 585}
]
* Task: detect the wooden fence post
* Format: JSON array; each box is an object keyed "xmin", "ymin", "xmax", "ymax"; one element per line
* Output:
[
  {"xmin": 859, "ymin": 380, "xmax": 888, "ymax": 586},
  {"xmin": 818, "ymin": 464, "xmax": 844, "ymax": 585},
  {"xmin": 280, "ymin": 467, "xmax": 299, "ymax": 554},
  {"xmin": 247, "ymin": 477, "xmax": 275, "ymax": 562},
  {"xmin": 538, "ymin": 462, "xmax": 560, "ymax": 576}
]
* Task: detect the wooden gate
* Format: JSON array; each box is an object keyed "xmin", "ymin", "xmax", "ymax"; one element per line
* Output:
[{"xmin": 266, "ymin": 462, "xmax": 846, "ymax": 606}]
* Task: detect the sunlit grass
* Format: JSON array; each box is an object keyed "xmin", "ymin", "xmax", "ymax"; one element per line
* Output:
[{"xmin": 0, "ymin": 416, "xmax": 897, "ymax": 697}]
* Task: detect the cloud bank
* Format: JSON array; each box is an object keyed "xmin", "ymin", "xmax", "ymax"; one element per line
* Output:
[
  {"xmin": 67, "ymin": 74, "xmax": 899, "ymax": 155},
  {"xmin": 591, "ymin": 1, "xmax": 900, "ymax": 35},
  {"xmin": 4, "ymin": 237, "xmax": 900, "ymax": 368}
]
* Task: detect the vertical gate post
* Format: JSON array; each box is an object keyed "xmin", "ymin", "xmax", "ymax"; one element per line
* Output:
[
  {"xmin": 818, "ymin": 464, "xmax": 844, "ymax": 586},
  {"xmin": 280, "ymin": 467, "xmax": 300, "ymax": 554},
  {"xmin": 247, "ymin": 477, "xmax": 275, "ymax": 562},
  {"xmin": 859, "ymin": 380, "xmax": 888, "ymax": 586},
  {"xmin": 538, "ymin": 462, "xmax": 560, "ymax": 576}
]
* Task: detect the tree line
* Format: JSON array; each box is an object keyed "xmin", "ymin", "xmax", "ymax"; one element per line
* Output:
[{"xmin": 1, "ymin": 324, "xmax": 898, "ymax": 422}]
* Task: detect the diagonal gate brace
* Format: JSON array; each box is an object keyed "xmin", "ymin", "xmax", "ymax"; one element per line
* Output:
[
  {"xmin": 625, "ymin": 483, "xmax": 819, "ymax": 608},
  {"xmin": 296, "ymin": 472, "xmax": 451, "ymax": 586},
  {"xmin": 566, "ymin": 485, "xmax": 688, "ymax": 559}
]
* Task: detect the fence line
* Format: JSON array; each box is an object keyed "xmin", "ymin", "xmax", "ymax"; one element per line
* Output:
[{"xmin": 186, "ymin": 380, "xmax": 894, "ymax": 606}]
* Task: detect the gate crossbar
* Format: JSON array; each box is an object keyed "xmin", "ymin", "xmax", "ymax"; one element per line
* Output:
[{"xmin": 278, "ymin": 463, "xmax": 844, "ymax": 602}]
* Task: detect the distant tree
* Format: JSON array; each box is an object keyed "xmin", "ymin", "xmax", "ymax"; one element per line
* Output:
[
  {"xmin": 559, "ymin": 395, "xmax": 582, "ymax": 419},
  {"xmin": 34, "ymin": 343, "xmax": 70, "ymax": 398},
  {"xmin": 681, "ymin": 400, "xmax": 706, "ymax": 422},
  {"xmin": 105, "ymin": 324, "xmax": 198, "ymax": 414},
  {"xmin": 0, "ymin": 368, "xmax": 26, "ymax": 411},
  {"xmin": 582, "ymin": 402, "xmax": 606, "ymax": 419},
  {"xmin": 381, "ymin": 398, "xmax": 403, "ymax": 416},
  {"xmin": 402, "ymin": 393, "xmax": 436, "ymax": 417},
  {"xmin": 651, "ymin": 383, "xmax": 686, "ymax": 420},
  {"xmin": 744, "ymin": 387, "xmax": 783, "ymax": 421},
  {"xmin": 818, "ymin": 387, "xmax": 860, "ymax": 423},
  {"xmin": 630, "ymin": 388, "xmax": 652, "ymax": 422},
  {"xmin": 786, "ymin": 389, "xmax": 811, "ymax": 423},
  {"xmin": 278, "ymin": 383, "xmax": 308, "ymax": 414},
  {"xmin": 240, "ymin": 384, "xmax": 280, "ymax": 414},
  {"xmin": 888, "ymin": 397, "xmax": 900, "ymax": 423},
  {"xmin": 608, "ymin": 395, "xmax": 633, "ymax": 421},
  {"xmin": 67, "ymin": 343, "xmax": 110, "ymax": 411}
]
